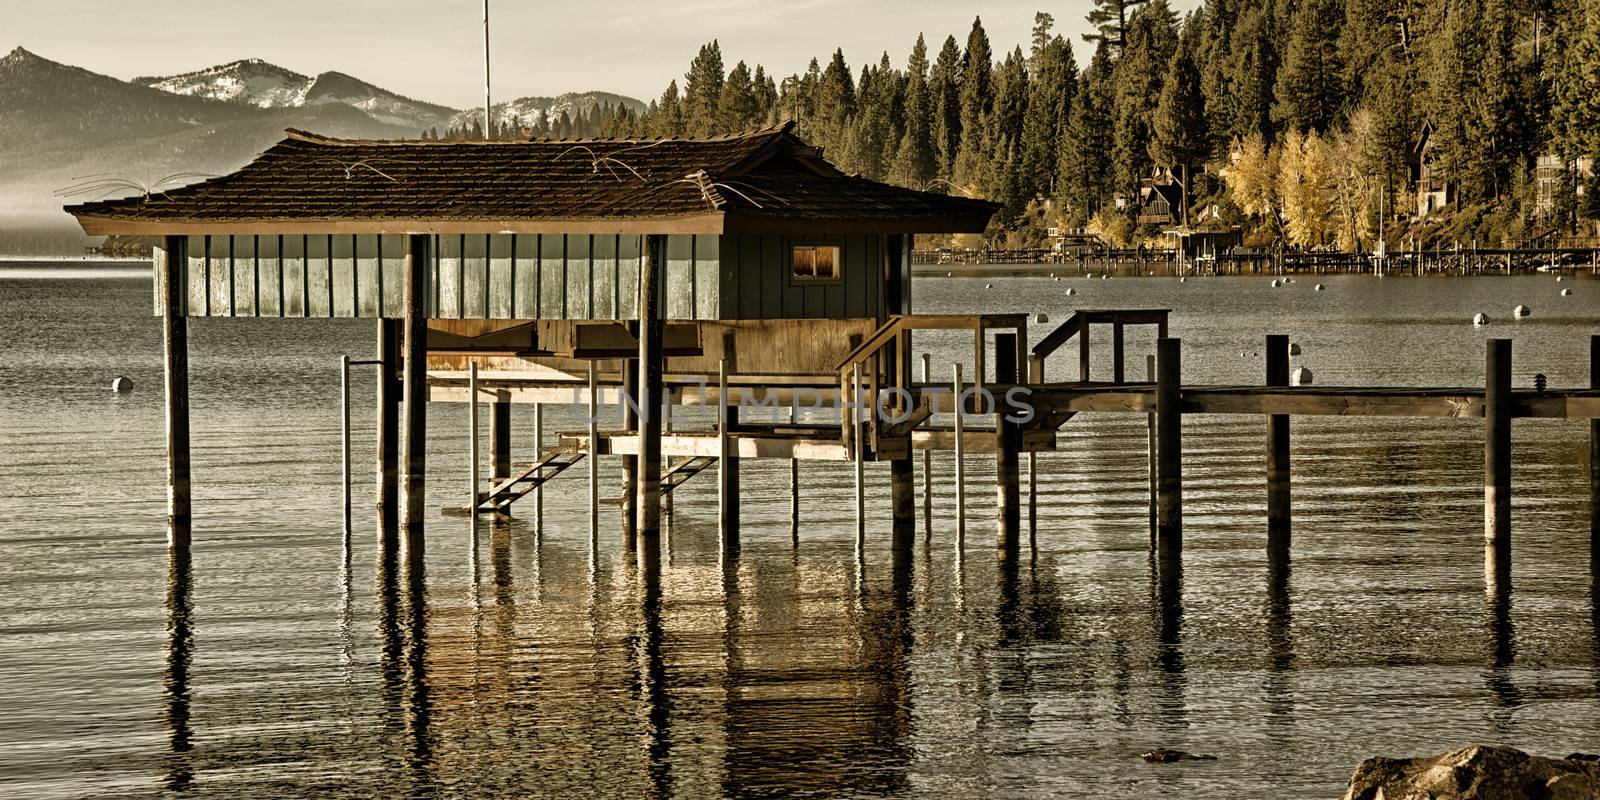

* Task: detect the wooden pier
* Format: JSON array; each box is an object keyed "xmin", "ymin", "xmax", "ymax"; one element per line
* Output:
[{"xmin": 64, "ymin": 123, "xmax": 1600, "ymax": 602}]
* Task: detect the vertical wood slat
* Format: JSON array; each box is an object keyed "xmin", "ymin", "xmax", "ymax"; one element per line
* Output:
[
  {"xmin": 540, "ymin": 234, "xmax": 564, "ymax": 319},
  {"xmin": 380, "ymin": 234, "xmax": 405, "ymax": 318},
  {"xmin": 696, "ymin": 236, "xmax": 720, "ymax": 321},
  {"xmin": 356, "ymin": 235, "xmax": 382, "ymax": 318},
  {"xmin": 283, "ymin": 234, "xmax": 307, "ymax": 318},
  {"xmin": 617, "ymin": 235, "xmax": 640, "ymax": 320},
  {"xmin": 514, "ymin": 234, "xmax": 539, "ymax": 319},
  {"xmin": 460, "ymin": 234, "xmax": 488, "ymax": 319},
  {"xmin": 185, "ymin": 235, "xmax": 205, "ymax": 317},
  {"xmin": 306, "ymin": 235, "xmax": 331, "ymax": 317},
  {"xmin": 258, "ymin": 235, "xmax": 282, "ymax": 317},
  {"xmin": 567, "ymin": 234, "xmax": 591, "ymax": 319}
]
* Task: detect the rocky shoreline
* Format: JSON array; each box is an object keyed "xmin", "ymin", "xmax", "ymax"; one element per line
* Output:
[{"xmin": 1342, "ymin": 745, "xmax": 1600, "ymax": 800}]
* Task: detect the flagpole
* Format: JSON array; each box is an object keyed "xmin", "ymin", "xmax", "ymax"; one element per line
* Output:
[{"xmin": 483, "ymin": 0, "xmax": 492, "ymax": 140}]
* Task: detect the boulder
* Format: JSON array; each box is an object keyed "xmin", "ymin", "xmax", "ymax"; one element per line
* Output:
[{"xmin": 1342, "ymin": 745, "xmax": 1600, "ymax": 800}]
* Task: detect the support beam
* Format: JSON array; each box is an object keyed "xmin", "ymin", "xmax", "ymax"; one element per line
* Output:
[
  {"xmin": 636, "ymin": 235, "xmax": 665, "ymax": 551},
  {"xmin": 621, "ymin": 352, "xmax": 638, "ymax": 544},
  {"xmin": 994, "ymin": 333, "xmax": 1021, "ymax": 558},
  {"xmin": 490, "ymin": 392, "xmax": 511, "ymax": 516},
  {"xmin": 1156, "ymin": 337, "xmax": 1183, "ymax": 550},
  {"xmin": 1591, "ymin": 335, "xmax": 1599, "ymax": 552},
  {"xmin": 401, "ymin": 234, "xmax": 430, "ymax": 557},
  {"xmin": 1266, "ymin": 334, "xmax": 1291, "ymax": 544},
  {"xmin": 1485, "ymin": 338, "xmax": 1512, "ymax": 570},
  {"xmin": 376, "ymin": 319, "xmax": 401, "ymax": 548},
  {"xmin": 719, "ymin": 359, "xmax": 740, "ymax": 553},
  {"xmin": 160, "ymin": 236, "xmax": 191, "ymax": 550},
  {"xmin": 1078, "ymin": 315, "xmax": 1091, "ymax": 381}
]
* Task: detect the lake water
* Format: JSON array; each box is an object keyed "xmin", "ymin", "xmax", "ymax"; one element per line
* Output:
[{"xmin": 2, "ymin": 266, "xmax": 1598, "ymax": 798}]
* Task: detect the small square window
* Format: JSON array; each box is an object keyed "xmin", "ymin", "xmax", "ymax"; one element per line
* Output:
[{"xmin": 792, "ymin": 245, "xmax": 840, "ymax": 280}]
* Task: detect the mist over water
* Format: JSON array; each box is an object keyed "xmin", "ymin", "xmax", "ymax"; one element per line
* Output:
[{"xmin": 2, "ymin": 269, "xmax": 1598, "ymax": 798}]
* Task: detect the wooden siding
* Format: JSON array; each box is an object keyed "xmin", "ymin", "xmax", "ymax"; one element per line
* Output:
[
  {"xmin": 166, "ymin": 233, "xmax": 714, "ymax": 320},
  {"xmin": 161, "ymin": 232, "xmax": 897, "ymax": 321},
  {"xmin": 718, "ymin": 233, "xmax": 885, "ymax": 320}
]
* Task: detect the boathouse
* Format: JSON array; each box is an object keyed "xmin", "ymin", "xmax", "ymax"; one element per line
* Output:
[{"xmin": 65, "ymin": 123, "xmax": 1600, "ymax": 583}]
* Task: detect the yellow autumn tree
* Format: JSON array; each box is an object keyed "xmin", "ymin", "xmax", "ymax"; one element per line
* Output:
[
  {"xmin": 1225, "ymin": 132, "xmax": 1279, "ymax": 222},
  {"xmin": 1278, "ymin": 129, "xmax": 1335, "ymax": 247}
]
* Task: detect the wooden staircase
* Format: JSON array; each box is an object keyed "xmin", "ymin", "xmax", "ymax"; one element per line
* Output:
[
  {"xmin": 661, "ymin": 456, "xmax": 716, "ymax": 494},
  {"xmin": 445, "ymin": 448, "xmax": 585, "ymax": 515}
]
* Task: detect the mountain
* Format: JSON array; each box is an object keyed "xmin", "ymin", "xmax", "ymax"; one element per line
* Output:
[
  {"xmin": 133, "ymin": 58, "xmax": 311, "ymax": 108},
  {"xmin": 450, "ymin": 91, "xmax": 648, "ymax": 134},
  {"xmin": 0, "ymin": 47, "xmax": 643, "ymax": 253},
  {"xmin": 134, "ymin": 59, "xmax": 457, "ymax": 131}
]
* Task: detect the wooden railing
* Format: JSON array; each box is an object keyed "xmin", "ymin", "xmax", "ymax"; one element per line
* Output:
[
  {"xmin": 833, "ymin": 313, "xmax": 1031, "ymax": 455},
  {"xmin": 1029, "ymin": 309, "xmax": 1169, "ymax": 383}
]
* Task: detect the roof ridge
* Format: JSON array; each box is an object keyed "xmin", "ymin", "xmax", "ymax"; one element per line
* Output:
[{"xmin": 282, "ymin": 121, "xmax": 797, "ymax": 147}]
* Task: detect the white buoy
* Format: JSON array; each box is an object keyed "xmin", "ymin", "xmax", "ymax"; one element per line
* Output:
[
  {"xmin": 946, "ymin": 271, "xmax": 953, "ymax": 277},
  {"xmin": 1065, "ymin": 287, "xmax": 1075, "ymax": 295},
  {"xmin": 1562, "ymin": 288, "xmax": 1573, "ymax": 296},
  {"xmin": 1557, "ymin": 275, "xmax": 1564, "ymax": 282},
  {"xmin": 1513, "ymin": 304, "xmax": 1530, "ymax": 318},
  {"xmin": 1314, "ymin": 283, "xmax": 1325, "ymax": 291},
  {"xmin": 110, "ymin": 376, "xmax": 133, "ymax": 393},
  {"xmin": 1035, "ymin": 313, "xmax": 1049, "ymax": 324},
  {"xmin": 1086, "ymin": 272, "xmax": 1094, "ymax": 278},
  {"xmin": 1291, "ymin": 366, "xmax": 1313, "ymax": 386},
  {"xmin": 1053, "ymin": 276, "xmax": 1060, "ymax": 282},
  {"xmin": 1473, "ymin": 313, "xmax": 1489, "ymax": 326},
  {"xmin": 1270, "ymin": 279, "xmax": 1281, "ymax": 288},
  {"xmin": 985, "ymin": 283, "xmax": 993, "ymax": 289},
  {"xmin": 1102, "ymin": 274, "xmax": 1110, "ymax": 280},
  {"xmin": 1179, "ymin": 276, "xmax": 1187, "ymax": 283},
  {"xmin": 1289, "ymin": 343, "xmax": 1302, "ymax": 356}
]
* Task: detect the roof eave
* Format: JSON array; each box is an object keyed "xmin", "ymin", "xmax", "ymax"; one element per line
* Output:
[{"xmin": 70, "ymin": 212, "xmax": 731, "ymax": 237}]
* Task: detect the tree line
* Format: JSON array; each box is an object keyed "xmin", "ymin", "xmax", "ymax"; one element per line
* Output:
[{"xmin": 456, "ymin": 0, "xmax": 1600, "ymax": 249}]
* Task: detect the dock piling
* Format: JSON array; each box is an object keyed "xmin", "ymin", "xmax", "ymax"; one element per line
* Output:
[
  {"xmin": 160, "ymin": 235, "xmax": 191, "ymax": 551},
  {"xmin": 853, "ymin": 362, "xmax": 865, "ymax": 542},
  {"xmin": 376, "ymin": 319, "xmax": 400, "ymax": 546},
  {"xmin": 953, "ymin": 363, "xmax": 966, "ymax": 548},
  {"xmin": 1266, "ymin": 335, "xmax": 1291, "ymax": 544},
  {"xmin": 621, "ymin": 355, "xmax": 638, "ymax": 543},
  {"xmin": 1591, "ymin": 335, "xmax": 1599, "ymax": 550},
  {"xmin": 1485, "ymin": 339, "xmax": 1512, "ymax": 564},
  {"xmin": 921, "ymin": 354, "xmax": 932, "ymax": 536},
  {"xmin": 341, "ymin": 354, "xmax": 352, "ymax": 538},
  {"xmin": 400, "ymin": 234, "xmax": 430, "ymax": 558},
  {"xmin": 1156, "ymin": 337, "xmax": 1183, "ymax": 551},
  {"xmin": 588, "ymin": 360, "xmax": 599, "ymax": 543},
  {"xmin": 635, "ymin": 235, "xmax": 664, "ymax": 552},
  {"xmin": 469, "ymin": 361, "xmax": 479, "ymax": 520},
  {"xmin": 719, "ymin": 359, "xmax": 740, "ymax": 552},
  {"xmin": 995, "ymin": 333, "xmax": 1021, "ymax": 558},
  {"xmin": 490, "ymin": 391, "xmax": 511, "ymax": 516}
]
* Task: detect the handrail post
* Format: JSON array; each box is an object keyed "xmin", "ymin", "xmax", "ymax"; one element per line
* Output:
[
  {"xmin": 341, "ymin": 354, "xmax": 351, "ymax": 537},
  {"xmin": 953, "ymin": 362, "xmax": 966, "ymax": 548}
]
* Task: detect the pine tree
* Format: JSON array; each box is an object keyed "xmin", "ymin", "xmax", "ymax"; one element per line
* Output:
[
  {"xmin": 985, "ymin": 48, "xmax": 1030, "ymax": 198},
  {"xmin": 1058, "ymin": 42, "xmax": 1116, "ymax": 221},
  {"xmin": 815, "ymin": 48, "xmax": 857, "ymax": 157},
  {"xmin": 751, "ymin": 65, "xmax": 778, "ymax": 123},
  {"xmin": 953, "ymin": 17, "xmax": 994, "ymax": 191},
  {"xmin": 652, "ymin": 80, "xmax": 684, "ymax": 137},
  {"xmin": 929, "ymin": 35, "xmax": 964, "ymax": 182},
  {"xmin": 890, "ymin": 34, "xmax": 937, "ymax": 188},
  {"xmin": 1275, "ymin": 0, "xmax": 1345, "ymax": 133},
  {"xmin": 718, "ymin": 61, "xmax": 760, "ymax": 131},
  {"xmin": 1030, "ymin": 12, "xmax": 1056, "ymax": 61},
  {"xmin": 684, "ymin": 41, "xmax": 726, "ymax": 137},
  {"xmin": 1150, "ymin": 34, "xmax": 1209, "ymax": 226},
  {"xmin": 1021, "ymin": 33, "xmax": 1077, "ymax": 199},
  {"xmin": 1554, "ymin": 0, "xmax": 1600, "ymax": 162},
  {"xmin": 1084, "ymin": 0, "xmax": 1152, "ymax": 49},
  {"xmin": 1110, "ymin": 0, "xmax": 1180, "ymax": 200}
]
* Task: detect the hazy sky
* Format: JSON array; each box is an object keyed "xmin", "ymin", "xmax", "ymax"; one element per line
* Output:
[{"xmin": 9, "ymin": 0, "xmax": 1198, "ymax": 108}]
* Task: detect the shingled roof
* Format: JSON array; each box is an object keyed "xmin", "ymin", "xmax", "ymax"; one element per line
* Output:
[{"xmin": 66, "ymin": 122, "xmax": 1000, "ymax": 236}]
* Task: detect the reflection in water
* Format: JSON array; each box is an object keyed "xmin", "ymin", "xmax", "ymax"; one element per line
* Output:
[
  {"xmin": 1264, "ymin": 543, "xmax": 1295, "ymax": 732},
  {"xmin": 634, "ymin": 548, "xmax": 672, "ymax": 798},
  {"xmin": 404, "ymin": 556, "xmax": 434, "ymax": 794},
  {"xmin": 1484, "ymin": 541, "xmax": 1521, "ymax": 714},
  {"xmin": 162, "ymin": 546, "xmax": 193, "ymax": 792},
  {"xmin": 1151, "ymin": 547, "xmax": 1186, "ymax": 728}
]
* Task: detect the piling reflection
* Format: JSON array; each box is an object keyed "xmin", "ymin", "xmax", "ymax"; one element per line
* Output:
[
  {"xmin": 634, "ymin": 543, "xmax": 672, "ymax": 798},
  {"xmin": 1264, "ymin": 543, "xmax": 1295, "ymax": 730},
  {"xmin": 1151, "ymin": 546, "xmax": 1186, "ymax": 727},
  {"xmin": 1483, "ymin": 548, "xmax": 1521, "ymax": 713},
  {"xmin": 403, "ymin": 554, "xmax": 433, "ymax": 793},
  {"xmin": 161, "ymin": 545, "xmax": 193, "ymax": 792}
]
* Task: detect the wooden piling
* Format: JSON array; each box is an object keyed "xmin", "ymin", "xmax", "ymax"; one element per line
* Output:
[
  {"xmin": 1156, "ymin": 337, "xmax": 1183, "ymax": 549},
  {"xmin": 789, "ymin": 400, "xmax": 800, "ymax": 540},
  {"xmin": 588, "ymin": 360, "xmax": 599, "ymax": 543},
  {"xmin": 1266, "ymin": 335, "xmax": 1291, "ymax": 542},
  {"xmin": 1591, "ymin": 335, "xmax": 1599, "ymax": 549},
  {"xmin": 160, "ymin": 236, "xmax": 191, "ymax": 549},
  {"xmin": 891, "ymin": 457, "xmax": 915, "ymax": 549},
  {"xmin": 953, "ymin": 363, "xmax": 966, "ymax": 547},
  {"xmin": 921, "ymin": 354, "xmax": 933, "ymax": 537},
  {"xmin": 994, "ymin": 333, "xmax": 1021, "ymax": 557},
  {"xmin": 489, "ymin": 392, "xmax": 511, "ymax": 516},
  {"xmin": 621, "ymin": 354, "xmax": 638, "ymax": 542},
  {"xmin": 376, "ymin": 319, "xmax": 401, "ymax": 546},
  {"xmin": 533, "ymin": 402, "xmax": 544, "ymax": 530},
  {"xmin": 1112, "ymin": 322, "xmax": 1126, "ymax": 383},
  {"xmin": 1485, "ymin": 339, "xmax": 1512, "ymax": 555},
  {"xmin": 1078, "ymin": 314, "xmax": 1091, "ymax": 381},
  {"xmin": 853, "ymin": 362, "xmax": 865, "ymax": 541},
  {"xmin": 400, "ymin": 234, "xmax": 430, "ymax": 556},
  {"xmin": 636, "ymin": 235, "xmax": 665, "ymax": 549},
  {"xmin": 1147, "ymin": 354, "xmax": 1157, "ymax": 534},
  {"xmin": 719, "ymin": 359, "xmax": 740, "ymax": 551}
]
